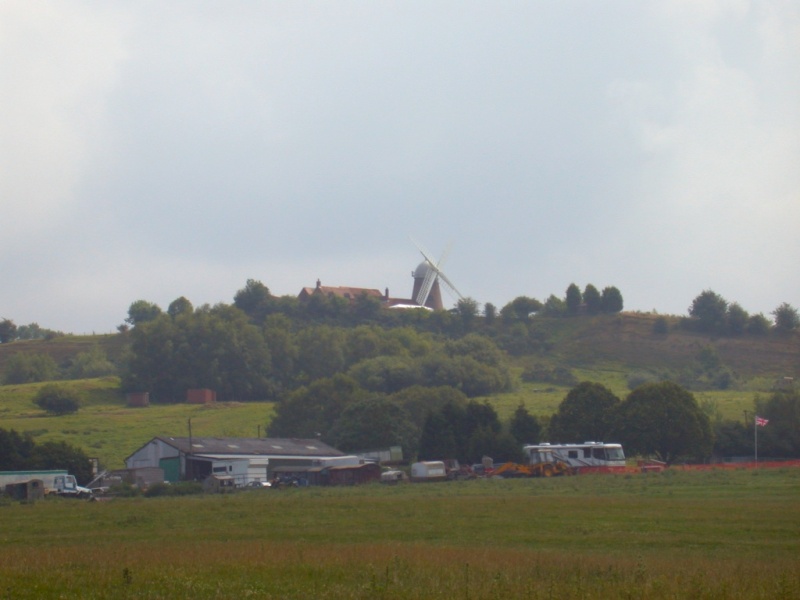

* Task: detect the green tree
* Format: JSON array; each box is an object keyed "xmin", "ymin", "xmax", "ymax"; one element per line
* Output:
[
  {"xmin": 445, "ymin": 333, "xmax": 507, "ymax": 368},
  {"xmin": 726, "ymin": 302, "xmax": 749, "ymax": 335},
  {"xmin": 233, "ymin": 279, "xmax": 274, "ymax": 322},
  {"xmin": 483, "ymin": 302, "xmax": 497, "ymax": 325},
  {"xmin": 167, "ymin": 296, "xmax": 194, "ymax": 318},
  {"xmin": 122, "ymin": 307, "xmax": 273, "ymax": 402},
  {"xmin": 16, "ymin": 322, "xmax": 43, "ymax": 340},
  {"xmin": 267, "ymin": 374, "xmax": 367, "ymax": 439},
  {"xmin": 772, "ymin": 303, "xmax": 799, "ymax": 332},
  {"xmin": 652, "ymin": 316, "xmax": 669, "ymax": 335},
  {"xmin": 33, "ymin": 384, "xmax": 81, "ymax": 415},
  {"xmin": 466, "ymin": 426, "xmax": 524, "ymax": 464},
  {"xmin": 0, "ymin": 318, "xmax": 17, "ymax": 343},
  {"xmin": 350, "ymin": 293, "xmax": 382, "ymax": 322},
  {"xmin": 16, "ymin": 323, "xmax": 63, "ymax": 340},
  {"xmin": 3, "ymin": 352, "xmax": 58, "ymax": 384},
  {"xmin": 30, "ymin": 440, "xmax": 93, "ymax": 484},
  {"xmin": 455, "ymin": 297, "xmax": 480, "ymax": 331},
  {"xmin": 747, "ymin": 313, "xmax": 771, "ymax": 335},
  {"xmin": 0, "ymin": 428, "xmax": 92, "ymax": 484},
  {"xmin": 712, "ymin": 419, "xmax": 751, "ymax": 458},
  {"xmin": 0, "ymin": 428, "xmax": 36, "ymax": 470},
  {"xmin": 549, "ymin": 382, "xmax": 620, "ymax": 443},
  {"xmin": 389, "ymin": 385, "xmax": 469, "ymax": 428},
  {"xmin": 296, "ymin": 325, "xmax": 346, "ymax": 381},
  {"xmin": 500, "ymin": 296, "xmax": 542, "ymax": 322},
  {"xmin": 328, "ymin": 397, "xmax": 420, "ymax": 459},
  {"xmin": 565, "ymin": 283, "xmax": 582, "ymax": 315},
  {"xmin": 417, "ymin": 399, "xmax": 502, "ymax": 462},
  {"xmin": 347, "ymin": 356, "xmax": 420, "ymax": 394},
  {"xmin": 262, "ymin": 314, "xmax": 298, "ymax": 386},
  {"xmin": 583, "ymin": 284, "xmax": 602, "ymax": 315},
  {"xmin": 417, "ymin": 410, "xmax": 458, "ymax": 460},
  {"xmin": 542, "ymin": 294, "xmax": 566, "ymax": 316},
  {"xmin": 688, "ymin": 290, "xmax": 728, "ymax": 333},
  {"xmin": 68, "ymin": 345, "xmax": 116, "ymax": 379},
  {"xmin": 615, "ymin": 381, "xmax": 713, "ymax": 463},
  {"xmin": 601, "ymin": 286, "xmax": 624, "ymax": 313},
  {"xmin": 508, "ymin": 404, "xmax": 541, "ymax": 445},
  {"xmin": 753, "ymin": 390, "xmax": 800, "ymax": 457},
  {"xmin": 125, "ymin": 300, "xmax": 163, "ymax": 327}
]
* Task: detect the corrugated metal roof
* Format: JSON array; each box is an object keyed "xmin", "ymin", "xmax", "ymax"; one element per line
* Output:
[{"xmin": 156, "ymin": 437, "xmax": 345, "ymax": 457}]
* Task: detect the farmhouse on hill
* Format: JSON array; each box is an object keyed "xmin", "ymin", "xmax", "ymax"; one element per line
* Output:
[
  {"xmin": 298, "ymin": 279, "xmax": 386, "ymax": 303},
  {"xmin": 298, "ymin": 279, "xmax": 427, "ymax": 310},
  {"xmin": 125, "ymin": 436, "xmax": 373, "ymax": 486}
]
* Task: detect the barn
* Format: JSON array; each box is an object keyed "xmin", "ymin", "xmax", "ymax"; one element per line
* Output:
[{"xmin": 124, "ymin": 436, "xmax": 358, "ymax": 485}]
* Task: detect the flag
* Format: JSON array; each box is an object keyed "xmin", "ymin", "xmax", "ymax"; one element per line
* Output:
[{"xmin": 756, "ymin": 416, "xmax": 769, "ymax": 427}]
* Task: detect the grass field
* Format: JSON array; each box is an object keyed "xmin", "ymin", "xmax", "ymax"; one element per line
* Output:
[
  {"xmin": 1, "ymin": 468, "xmax": 798, "ymax": 598},
  {"xmin": 0, "ymin": 378, "xmax": 275, "ymax": 469}
]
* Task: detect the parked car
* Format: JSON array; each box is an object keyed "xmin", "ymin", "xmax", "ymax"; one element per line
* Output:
[{"xmin": 246, "ymin": 480, "xmax": 271, "ymax": 488}]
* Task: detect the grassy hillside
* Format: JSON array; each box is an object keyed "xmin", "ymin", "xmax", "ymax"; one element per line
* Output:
[
  {"xmin": 0, "ymin": 378, "xmax": 274, "ymax": 470},
  {"xmin": 0, "ymin": 313, "xmax": 796, "ymax": 469},
  {"xmin": 0, "ymin": 333, "xmax": 130, "ymax": 374},
  {"xmin": 525, "ymin": 312, "xmax": 798, "ymax": 376}
]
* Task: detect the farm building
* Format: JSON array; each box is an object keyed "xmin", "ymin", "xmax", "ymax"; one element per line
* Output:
[
  {"xmin": 124, "ymin": 436, "xmax": 362, "ymax": 485},
  {"xmin": 271, "ymin": 461, "xmax": 382, "ymax": 487},
  {"xmin": 298, "ymin": 279, "xmax": 387, "ymax": 303}
]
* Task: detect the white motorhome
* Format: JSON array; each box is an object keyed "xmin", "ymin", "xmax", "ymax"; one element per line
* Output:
[{"xmin": 523, "ymin": 442, "xmax": 626, "ymax": 473}]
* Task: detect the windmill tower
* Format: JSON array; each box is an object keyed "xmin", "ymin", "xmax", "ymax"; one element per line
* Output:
[{"xmin": 410, "ymin": 238, "xmax": 464, "ymax": 310}]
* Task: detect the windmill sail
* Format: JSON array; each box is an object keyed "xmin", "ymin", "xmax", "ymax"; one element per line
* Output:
[{"xmin": 410, "ymin": 237, "xmax": 464, "ymax": 309}]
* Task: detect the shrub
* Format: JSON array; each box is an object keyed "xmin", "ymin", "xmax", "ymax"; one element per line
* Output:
[
  {"xmin": 652, "ymin": 317, "xmax": 669, "ymax": 335},
  {"xmin": 4, "ymin": 352, "xmax": 58, "ymax": 384},
  {"xmin": 33, "ymin": 384, "xmax": 80, "ymax": 415}
]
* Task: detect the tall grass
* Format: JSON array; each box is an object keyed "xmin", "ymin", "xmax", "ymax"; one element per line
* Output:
[{"xmin": 1, "ymin": 469, "xmax": 798, "ymax": 598}]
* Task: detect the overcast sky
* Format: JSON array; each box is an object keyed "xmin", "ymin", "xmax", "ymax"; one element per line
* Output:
[{"xmin": 2, "ymin": 1, "xmax": 798, "ymax": 334}]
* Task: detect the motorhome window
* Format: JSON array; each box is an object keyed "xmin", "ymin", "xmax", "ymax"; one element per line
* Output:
[
  {"xmin": 568, "ymin": 450, "xmax": 578, "ymax": 459},
  {"xmin": 593, "ymin": 448, "xmax": 606, "ymax": 460},
  {"xmin": 606, "ymin": 447, "xmax": 625, "ymax": 460},
  {"xmin": 583, "ymin": 449, "xmax": 592, "ymax": 458}
]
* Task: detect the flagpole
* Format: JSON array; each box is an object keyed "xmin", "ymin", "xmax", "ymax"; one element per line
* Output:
[{"xmin": 754, "ymin": 415, "xmax": 758, "ymax": 465}]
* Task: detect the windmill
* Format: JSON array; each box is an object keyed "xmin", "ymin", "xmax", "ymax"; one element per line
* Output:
[{"xmin": 410, "ymin": 237, "xmax": 464, "ymax": 310}]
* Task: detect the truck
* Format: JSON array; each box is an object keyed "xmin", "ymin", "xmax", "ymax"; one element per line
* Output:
[
  {"xmin": 0, "ymin": 470, "xmax": 93, "ymax": 499},
  {"xmin": 410, "ymin": 461, "xmax": 448, "ymax": 482}
]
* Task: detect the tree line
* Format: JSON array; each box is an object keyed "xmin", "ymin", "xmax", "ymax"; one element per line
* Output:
[
  {"xmin": 682, "ymin": 290, "xmax": 798, "ymax": 336},
  {"xmin": 275, "ymin": 378, "xmax": 800, "ymax": 465},
  {"xmin": 0, "ymin": 428, "xmax": 93, "ymax": 484}
]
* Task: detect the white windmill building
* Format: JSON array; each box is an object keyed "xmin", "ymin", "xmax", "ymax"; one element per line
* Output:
[{"xmin": 410, "ymin": 238, "xmax": 464, "ymax": 311}]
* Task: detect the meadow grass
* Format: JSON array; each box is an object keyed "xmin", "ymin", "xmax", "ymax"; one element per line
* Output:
[
  {"xmin": 0, "ymin": 378, "xmax": 275, "ymax": 469},
  {"xmin": 0, "ymin": 468, "xmax": 798, "ymax": 598}
]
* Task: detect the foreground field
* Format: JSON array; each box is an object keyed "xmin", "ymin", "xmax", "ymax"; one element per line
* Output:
[{"xmin": 1, "ymin": 468, "xmax": 798, "ymax": 598}]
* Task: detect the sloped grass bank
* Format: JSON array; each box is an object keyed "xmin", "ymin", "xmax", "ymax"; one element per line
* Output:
[
  {"xmin": 1, "ymin": 469, "xmax": 798, "ymax": 598},
  {"xmin": 0, "ymin": 378, "xmax": 274, "ymax": 469}
]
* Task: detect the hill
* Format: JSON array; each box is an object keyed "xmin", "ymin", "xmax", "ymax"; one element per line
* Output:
[
  {"xmin": 529, "ymin": 312, "xmax": 797, "ymax": 376},
  {"xmin": 0, "ymin": 312, "xmax": 796, "ymax": 470}
]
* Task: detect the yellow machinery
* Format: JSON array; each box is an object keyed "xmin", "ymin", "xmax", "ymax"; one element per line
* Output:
[{"xmin": 491, "ymin": 448, "xmax": 574, "ymax": 478}]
